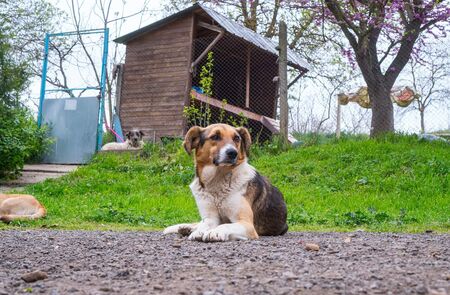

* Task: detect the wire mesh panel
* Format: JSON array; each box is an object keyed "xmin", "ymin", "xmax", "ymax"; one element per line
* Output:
[
  {"xmin": 118, "ymin": 18, "xmax": 298, "ymax": 144},
  {"xmin": 188, "ymin": 32, "xmax": 282, "ymax": 143},
  {"xmin": 117, "ymin": 6, "xmax": 450, "ymax": 144}
]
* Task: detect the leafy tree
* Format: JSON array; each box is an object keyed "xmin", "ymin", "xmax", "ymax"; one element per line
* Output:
[
  {"xmin": 163, "ymin": 0, "xmax": 321, "ymax": 62},
  {"xmin": 0, "ymin": 0, "xmax": 57, "ymax": 177},
  {"xmin": 0, "ymin": 0, "xmax": 64, "ymax": 77},
  {"xmin": 0, "ymin": 33, "xmax": 28, "ymax": 107},
  {"xmin": 303, "ymin": 0, "xmax": 450, "ymax": 136},
  {"xmin": 0, "ymin": 30, "xmax": 49, "ymax": 178}
]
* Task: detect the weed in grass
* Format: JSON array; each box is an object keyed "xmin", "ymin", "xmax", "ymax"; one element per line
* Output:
[
  {"xmin": 89, "ymin": 203, "xmax": 148, "ymax": 225},
  {"xmin": 334, "ymin": 208, "xmax": 417, "ymax": 227}
]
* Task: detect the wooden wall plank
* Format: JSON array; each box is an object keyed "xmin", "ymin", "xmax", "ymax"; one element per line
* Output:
[{"xmin": 120, "ymin": 15, "xmax": 192, "ymax": 140}]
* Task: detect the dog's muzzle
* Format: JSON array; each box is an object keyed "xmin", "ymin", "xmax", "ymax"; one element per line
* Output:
[
  {"xmin": 131, "ymin": 138, "xmax": 140, "ymax": 147},
  {"xmin": 214, "ymin": 146, "xmax": 238, "ymax": 166}
]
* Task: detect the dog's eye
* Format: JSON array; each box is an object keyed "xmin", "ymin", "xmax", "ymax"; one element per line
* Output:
[
  {"xmin": 233, "ymin": 135, "xmax": 240, "ymax": 142},
  {"xmin": 210, "ymin": 134, "xmax": 221, "ymax": 141}
]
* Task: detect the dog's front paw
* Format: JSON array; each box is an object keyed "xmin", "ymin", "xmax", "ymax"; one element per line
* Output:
[
  {"xmin": 163, "ymin": 225, "xmax": 180, "ymax": 235},
  {"xmin": 188, "ymin": 230, "xmax": 205, "ymax": 241},
  {"xmin": 202, "ymin": 228, "xmax": 230, "ymax": 242}
]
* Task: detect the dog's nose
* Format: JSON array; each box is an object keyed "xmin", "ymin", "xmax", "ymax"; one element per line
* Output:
[{"xmin": 226, "ymin": 149, "xmax": 238, "ymax": 159}]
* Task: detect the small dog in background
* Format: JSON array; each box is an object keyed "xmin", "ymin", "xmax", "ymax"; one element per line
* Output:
[
  {"xmin": 101, "ymin": 129, "xmax": 145, "ymax": 151},
  {"xmin": 0, "ymin": 194, "xmax": 46, "ymax": 223}
]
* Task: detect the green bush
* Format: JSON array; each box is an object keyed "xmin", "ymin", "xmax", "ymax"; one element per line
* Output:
[
  {"xmin": 0, "ymin": 104, "xmax": 50, "ymax": 178},
  {"xmin": 0, "ymin": 27, "xmax": 50, "ymax": 178}
]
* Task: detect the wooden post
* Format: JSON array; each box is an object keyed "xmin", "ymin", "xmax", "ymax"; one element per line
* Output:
[
  {"xmin": 278, "ymin": 20, "xmax": 288, "ymax": 143},
  {"xmin": 245, "ymin": 46, "xmax": 251, "ymax": 108},
  {"xmin": 114, "ymin": 64, "xmax": 124, "ymax": 116},
  {"xmin": 336, "ymin": 97, "xmax": 341, "ymax": 139},
  {"xmin": 182, "ymin": 14, "xmax": 196, "ymax": 135},
  {"xmin": 190, "ymin": 32, "xmax": 224, "ymax": 71}
]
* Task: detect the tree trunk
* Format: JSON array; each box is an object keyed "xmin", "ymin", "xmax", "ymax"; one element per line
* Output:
[
  {"xmin": 420, "ymin": 109, "xmax": 425, "ymax": 134},
  {"xmin": 368, "ymin": 84, "xmax": 394, "ymax": 137}
]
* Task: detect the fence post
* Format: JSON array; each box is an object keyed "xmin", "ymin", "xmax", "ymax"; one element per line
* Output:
[
  {"xmin": 37, "ymin": 33, "xmax": 50, "ymax": 127},
  {"xmin": 278, "ymin": 20, "xmax": 288, "ymax": 143},
  {"xmin": 336, "ymin": 97, "xmax": 341, "ymax": 139}
]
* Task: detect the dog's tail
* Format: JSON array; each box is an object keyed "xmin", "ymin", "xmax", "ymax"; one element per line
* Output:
[{"xmin": 0, "ymin": 207, "xmax": 46, "ymax": 223}]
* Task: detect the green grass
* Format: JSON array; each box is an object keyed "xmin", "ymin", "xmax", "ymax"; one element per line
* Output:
[{"xmin": 1, "ymin": 135, "xmax": 449, "ymax": 233}]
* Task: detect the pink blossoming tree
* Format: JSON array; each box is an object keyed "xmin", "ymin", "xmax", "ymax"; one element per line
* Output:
[{"xmin": 296, "ymin": 0, "xmax": 450, "ymax": 136}]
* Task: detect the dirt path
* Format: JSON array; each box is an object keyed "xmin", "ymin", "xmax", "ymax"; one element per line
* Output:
[
  {"xmin": 0, "ymin": 164, "xmax": 78, "ymax": 192},
  {"xmin": 0, "ymin": 230, "xmax": 448, "ymax": 295}
]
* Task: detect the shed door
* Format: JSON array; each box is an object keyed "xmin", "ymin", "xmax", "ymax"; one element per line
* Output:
[{"xmin": 41, "ymin": 97, "xmax": 99, "ymax": 164}]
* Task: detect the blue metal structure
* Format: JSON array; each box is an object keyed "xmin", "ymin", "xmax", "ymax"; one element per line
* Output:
[
  {"xmin": 41, "ymin": 97, "xmax": 100, "ymax": 164},
  {"xmin": 37, "ymin": 28, "xmax": 109, "ymax": 151}
]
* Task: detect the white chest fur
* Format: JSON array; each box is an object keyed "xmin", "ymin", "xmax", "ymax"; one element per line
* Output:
[{"xmin": 190, "ymin": 162, "xmax": 256, "ymax": 222}]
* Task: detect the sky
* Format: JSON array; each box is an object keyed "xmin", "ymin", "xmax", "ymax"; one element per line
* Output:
[
  {"xmin": 54, "ymin": 0, "xmax": 165, "ymax": 36},
  {"xmin": 30, "ymin": 0, "xmax": 450, "ymax": 134},
  {"xmin": 29, "ymin": 0, "xmax": 164, "ymax": 103}
]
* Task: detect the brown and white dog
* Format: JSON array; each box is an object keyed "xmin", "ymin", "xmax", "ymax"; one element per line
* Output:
[
  {"xmin": 163, "ymin": 124, "xmax": 288, "ymax": 242},
  {"xmin": 101, "ymin": 129, "xmax": 145, "ymax": 151},
  {"xmin": 0, "ymin": 194, "xmax": 46, "ymax": 223}
]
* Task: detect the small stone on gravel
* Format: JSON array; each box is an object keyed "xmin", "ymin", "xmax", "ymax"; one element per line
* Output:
[
  {"xmin": 153, "ymin": 285, "xmax": 164, "ymax": 291},
  {"xmin": 21, "ymin": 271, "xmax": 48, "ymax": 283},
  {"xmin": 305, "ymin": 243, "xmax": 320, "ymax": 251},
  {"xmin": 282, "ymin": 271, "xmax": 298, "ymax": 280}
]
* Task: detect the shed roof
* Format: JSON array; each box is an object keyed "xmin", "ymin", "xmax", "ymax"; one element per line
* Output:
[{"xmin": 114, "ymin": 4, "xmax": 310, "ymax": 72}]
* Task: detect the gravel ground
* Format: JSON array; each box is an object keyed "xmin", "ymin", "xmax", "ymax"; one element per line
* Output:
[{"xmin": 0, "ymin": 230, "xmax": 449, "ymax": 295}]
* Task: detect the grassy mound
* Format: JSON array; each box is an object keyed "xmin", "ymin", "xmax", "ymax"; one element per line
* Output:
[{"xmin": 2, "ymin": 135, "xmax": 449, "ymax": 232}]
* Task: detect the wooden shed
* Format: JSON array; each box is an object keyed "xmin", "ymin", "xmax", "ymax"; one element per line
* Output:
[{"xmin": 114, "ymin": 3, "xmax": 309, "ymax": 142}]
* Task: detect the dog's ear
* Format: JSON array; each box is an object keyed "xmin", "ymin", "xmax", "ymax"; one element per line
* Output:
[
  {"xmin": 236, "ymin": 127, "xmax": 251, "ymax": 156},
  {"xmin": 139, "ymin": 130, "xmax": 144, "ymax": 137},
  {"xmin": 125, "ymin": 131, "xmax": 131, "ymax": 140},
  {"xmin": 183, "ymin": 126, "xmax": 204, "ymax": 155}
]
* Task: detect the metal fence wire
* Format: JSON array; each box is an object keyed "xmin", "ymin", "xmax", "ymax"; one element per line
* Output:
[
  {"xmin": 116, "ymin": 14, "xmax": 450, "ymax": 144},
  {"xmin": 189, "ymin": 33, "xmax": 281, "ymax": 143},
  {"xmin": 118, "ymin": 30, "xmax": 303, "ymax": 144}
]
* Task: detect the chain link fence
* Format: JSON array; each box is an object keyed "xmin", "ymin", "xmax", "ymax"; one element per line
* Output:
[
  {"xmin": 117, "ymin": 18, "xmax": 304, "ymax": 144},
  {"xmin": 116, "ymin": 13, "xmax": 450, "ymax": 144},
  {"xmin": 287, "ymin": 81, "xmax": 450, "ymax": 139},
  {"xmin": 188, "ymin": 33, "xmax": 281, "ymax": 143}
]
